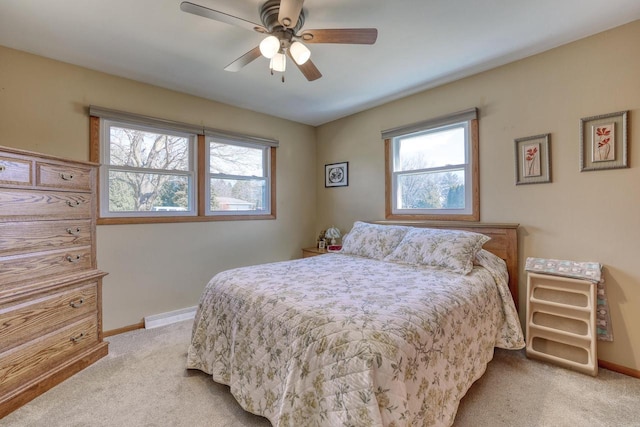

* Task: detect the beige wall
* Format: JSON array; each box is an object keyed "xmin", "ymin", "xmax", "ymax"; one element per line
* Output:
[
  {"xmin": 0, "ymin": 46, "xmax": 318, "ymax": 330},
  {"xmin": 316, "ymin": 20, "xmax": 640, "ymax": 371},
  {"xmin": 2, "ymin": 19, "xmax": 639, "ymax": 371}
]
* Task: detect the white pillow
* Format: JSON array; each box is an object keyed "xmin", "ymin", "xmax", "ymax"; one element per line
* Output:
[
  {"xmin": 383, "ymin": 227, "xmax": 490, "ymax": 274},
  {"xmin": 340, "ymin": 221, "xmax": 409, "ymax": 260}
]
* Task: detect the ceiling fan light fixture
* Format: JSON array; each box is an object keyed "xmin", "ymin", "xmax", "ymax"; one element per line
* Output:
[
  {"xmin": 270, "ymin": 52, "xmax": 286, "ymax": 72},
  {"xmin": 259, "ymin": 35, "xmax": 280, "ymax": 58},
  {"xmin": 290, "ymin": 41, "xmax": 311, "ymax": 65},
  {"xmin": 180, "ymin": 0, "xmax": 377, "ymax": 82}
]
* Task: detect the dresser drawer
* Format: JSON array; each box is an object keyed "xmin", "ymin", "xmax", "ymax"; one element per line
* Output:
[
  {"xmin": 0, "ymin": 247, "xmax": 93, "ymax": 287},
  {"xmin": 36, "ymin": 162, "xmax": 92, "ymax": 191},
  {"xmin": 0, "ymin": 219, "xmax": 92, "ymax": 257},
  {"xmin": 0, "ymin": 189, "xmax": 91, "ymax": 220},
  {"xmin": 0, "ymin": 156, "xmax": 32, "ymax": 186},
  {"xmin": 0, "ymin": 315, "xmax": 98, "ymax": 397},
  {"xmin": 0, "ymin": 282, "xmax": 97, "ymax": 353}
]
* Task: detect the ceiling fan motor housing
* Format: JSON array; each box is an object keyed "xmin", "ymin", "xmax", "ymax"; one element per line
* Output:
[{"xmin": 260, "ymin": 0, "xmax": 305, "ymax": 34}]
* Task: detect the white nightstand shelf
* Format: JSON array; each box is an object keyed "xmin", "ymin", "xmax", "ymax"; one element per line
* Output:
[{"xmin": 526, "ymin": 272, "xmax": 597, "ymax": 376}]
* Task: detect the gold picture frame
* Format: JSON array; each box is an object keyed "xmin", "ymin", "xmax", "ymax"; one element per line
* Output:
[{"xmin": 580, "ymin": 110, "xmax": 628, "ymax": 171}]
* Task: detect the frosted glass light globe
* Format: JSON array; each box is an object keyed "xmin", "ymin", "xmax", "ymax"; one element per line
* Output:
[
  {"xmin": 290, "ymin": 41, "xmax": 310, "ymax": 65},
  {"xmin": 259, "ymin": 36, "xmax": 280, "ymax": 59},
  {"xmin": 269, "ymin": 52, "xmax": 286, "ymax": 72}
]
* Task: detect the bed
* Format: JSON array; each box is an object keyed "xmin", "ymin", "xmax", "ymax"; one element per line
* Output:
[{"xmin": 186, "ymin": 221, "xmax": 525, "ymax": 427}]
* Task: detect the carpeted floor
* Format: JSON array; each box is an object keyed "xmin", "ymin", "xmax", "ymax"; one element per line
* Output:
[{"xmin": 2, "ymin": 320, "xmax": 639, "ymax": 426}]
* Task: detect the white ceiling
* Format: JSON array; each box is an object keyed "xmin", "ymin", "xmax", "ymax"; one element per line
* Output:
[{"xmin": 1, "ymin": 0, "xmax": 639, "ymax": 126}]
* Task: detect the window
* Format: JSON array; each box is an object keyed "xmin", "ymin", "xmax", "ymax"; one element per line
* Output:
[
  {"xmin": 100, "ymin": 120, "xmax": 197, "ymax": 218},
  {"xmin": 89, "ymin": 106, "xmax": 277, "ymax": 224},
  {"xmin": 383, "ymin": 108, "xmax": 479, "ymax": 221},
  {"xmin": 206, "ymin": 136, "xmax": 271, "ymax": 215}
]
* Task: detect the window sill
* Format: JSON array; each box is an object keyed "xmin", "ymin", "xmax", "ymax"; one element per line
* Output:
[
  {"xmin": 97, "ymin": 214, "xmax": 276, "ymax": 225},
  {"xmin": 385, "ymin": 212, "xmax": 480, "ymax": 222}
]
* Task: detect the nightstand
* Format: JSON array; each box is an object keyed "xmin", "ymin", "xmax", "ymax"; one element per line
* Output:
[{"xmin": 302, "ymin": 247, "xmax": 328, "ymax": 258}]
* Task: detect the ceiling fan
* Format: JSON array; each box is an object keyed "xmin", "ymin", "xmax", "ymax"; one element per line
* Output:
[{"xmin": 180, "ymin": 0, "xmax": 378, "ymax": 82}]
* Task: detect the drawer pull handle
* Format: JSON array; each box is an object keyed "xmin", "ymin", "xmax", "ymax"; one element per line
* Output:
[
  {"xmin": 70, "ymin": 332, "xmax": 86, "ymax": 343},
  {"xmin": 70, "ymin": 298, "xmax": 85, "ymax": 308},
  {"xmin": 66, "ymin": 200, "xmax": 81, "ymax": 207},
  {"xmin": 60, "ymin": 173, "xmax": 75, "ymax": 181},
  {"xmin": 0, "ymin": 165, "xmax": 5, "ymax": 172},
  {"xmin": 66, "ymin": 227, "xmax": 81, "ymax": 236},
  {"xmin": 66, "ymin": 254, "xmax": 82, "ymax": 263}
]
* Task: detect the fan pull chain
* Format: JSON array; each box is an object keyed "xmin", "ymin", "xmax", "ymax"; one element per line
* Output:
[{"xmin": 269, "ymin": 68, "xmax": 285, "ymax": 83}]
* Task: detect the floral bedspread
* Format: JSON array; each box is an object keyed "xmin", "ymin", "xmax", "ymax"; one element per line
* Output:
[{"xmin": 186, "ymin": 250, "xmax": 524, "ymax": 427}]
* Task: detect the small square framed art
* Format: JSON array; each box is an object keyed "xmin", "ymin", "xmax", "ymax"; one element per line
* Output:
[{"xmin": 325, "ymin": 162, "xmax": 349, "ymax": 187}]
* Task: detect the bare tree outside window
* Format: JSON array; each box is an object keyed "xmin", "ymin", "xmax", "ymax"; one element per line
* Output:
[
  {"xmin": 397, "ymin": 154, "xmax": 465, "ymax": 210},
  {"xmin": 93, "ymin": 110, "xmax": 277, "ymax": 222},
  {"xmin": 107, "ymin": 126, "xmax": 193, "ymax": 212}
]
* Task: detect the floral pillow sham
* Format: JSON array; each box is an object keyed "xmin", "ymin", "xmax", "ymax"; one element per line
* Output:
[
  {"xmin": 340, "ymin": 221, "xmax": 409, "ymax": 260},
  {"xmin": 383, "ymin": 227, "xmax": 490, "ymax": 274}
]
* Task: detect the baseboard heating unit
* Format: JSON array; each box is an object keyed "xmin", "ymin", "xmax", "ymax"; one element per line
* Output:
[{"xmin": 144, "ymin": 306, "xmax": 198, "ymax": 329}]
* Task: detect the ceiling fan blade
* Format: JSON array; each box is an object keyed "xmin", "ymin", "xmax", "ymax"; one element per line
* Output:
[
  {"xmin": 287, "ymin": 52, "xmax": 321, "ymax": 81},
  {"xmin": 278, "ymin": 0, "xmax": 304, "ymax": 29},
  {"xmin": 224, "ymin": 47, "xmax": 262, "ymax": 72},
  {"xmin": 180, "ymin": 1, "xmax": 267, "ymax": 33},
  {"xmin": 299, "ymin": 28, "xmax": 378, "ymax": 44}
]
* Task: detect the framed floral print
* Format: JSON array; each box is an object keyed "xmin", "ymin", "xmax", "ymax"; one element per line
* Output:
[
  {"xmin": 580, "ymin": 111, "xmax": 628, "ymax": 171},
  {"xmin": 325, "ymin": 162, "xmax": 349, "ymax": 187},
  {"xmin": 515, "ymin": 134, "xmax": 551, "ymax": 185}
]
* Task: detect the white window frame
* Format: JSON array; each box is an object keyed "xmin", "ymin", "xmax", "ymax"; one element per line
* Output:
[
  {"xmin": 99, "ymin": 119, "xmax": 198, "ymax": 218},
  {"xmin": 383, "ymin": 108, "xmax": 479, "ymax": 221},
  {"xmin": 205, "ymin": 136, "xmax": 271, "ymax": 216}
]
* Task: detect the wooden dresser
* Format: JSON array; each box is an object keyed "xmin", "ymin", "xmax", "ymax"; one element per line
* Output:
[{"xmin": 0, "ymin": 145, "xmax": 108, "ymax": 417}]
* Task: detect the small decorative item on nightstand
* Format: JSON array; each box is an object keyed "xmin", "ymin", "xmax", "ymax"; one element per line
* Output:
[
  {"xmin": 325, "ymin": 226, "xmax": 341, "ymax": 245},
  {"xmin": 318, "ymin": 240, "xmax": 326, "ymax": 249}
]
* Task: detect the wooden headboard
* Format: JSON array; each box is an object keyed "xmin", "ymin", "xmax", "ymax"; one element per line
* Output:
[{"xmin": 372, "ymin": 221, "xmax": 520, "ymax": 311}]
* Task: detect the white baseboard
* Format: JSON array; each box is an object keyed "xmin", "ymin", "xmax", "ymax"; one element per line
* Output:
[{"xmin": 144, "ymin": 306, "xmax": 197, "ymax": 329}]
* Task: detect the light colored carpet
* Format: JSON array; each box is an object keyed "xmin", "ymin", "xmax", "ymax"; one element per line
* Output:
[{"xmin": 2, "ymin": 320, "xmax": 639, "ymax": 426}]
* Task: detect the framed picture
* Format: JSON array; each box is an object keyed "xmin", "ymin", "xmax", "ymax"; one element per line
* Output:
[
  {"xmin": 325, "ymin": 162, "xmax": 349, "ymax": 187},
  {"xmin": 515, "ymin": 134, "xmax": 551, "ymax": 185},
  {"xmin": 580, "ymin": 110, "xmax": 628, "ymax": 171}
]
